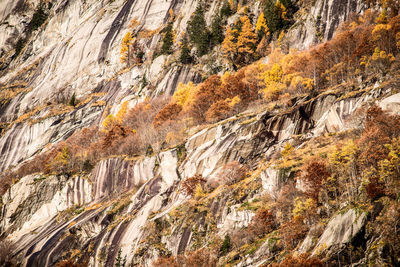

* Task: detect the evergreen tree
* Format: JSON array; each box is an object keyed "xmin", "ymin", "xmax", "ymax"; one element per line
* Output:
[
  {"xmin": 263, "ymin": 0, "xmax": 296, "ymax": 34},
  {"xmin": 29, "ymin": 2, "xmax": 48, "ymax": 31},
  {"xmin": 220, "ymin": 234, "xmax": 231, "ymax": 255},
  {"xmin": 161, "ymin": 22, "xmax": 174, "ymax": 55},
  {"xmin": 187, "ymin": 4, "xmax": 210, "ymax": 56},
  {"xmin": 220, "ymin": 0, "xmax": 232, "ymax": 18},
  {"xmin": 211, "ymin": 13, "xmax": 225, "ymax": 45},
  {"xmin": 69, "ymin": 93, "xmax": 77, "ymax": 106},
  {"xmin": 180, "ymin": 35, "xmax": 193, "ymax": 64},
  {"xmin": 263, "ymin": 0, "xmax": 286, "ymax": 34},
  {"xmin": 115, "ymin": 249, "xmax": 126, "ymax": 267}
]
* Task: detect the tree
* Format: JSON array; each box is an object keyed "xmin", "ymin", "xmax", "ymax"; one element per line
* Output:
[
  {"xmin": 247, "ymin": 208, "xmax": 276, "ymax": 238},
  {"xmin": 211, "ymin": 13, "xmax": 225, "ymax": 45},
  {"xmin": 181, "ymin": 175, "xmax": 206, "ymax": 196},
  {"xmin": 120, "ymin": 32, "xmax": 135, "ymax": 66},
  {"xmin": 161, "ymin": 22, "xmax": 174, "ymax": 55},
  {"xmin": 263, "ymin": 0, "xmax": 289, "ymax": 34},
  {"xmin": 205, "ymin": 100, "xmax": 232, "ymax": 122},
  {"xmin": 115, "ymin": 249, "xmax": 127, "ymax": 267},
  {"xmin": 220, "ymin": 0, "xmax": 232, "ymax": 18},
  {"xmin": 69, "ymin": 92, "xmax": 77, "ymax": 106},
  {"xmin": 260, "ymin": 63, "xmax": 286, "ymax": 100},
  {"xmin": 180, "ymin": 35, "xmax": 193, "ymax": 64},
  {"xmin": 300, "ymin": 159, "xmax": 331, "ymax": 201},
  {"xmin": 28, "ymin": 1, "xmax": 48, "ymax": 31},
  {"xmin": 153, "ymin": 103, "xmax": 182, "ymax": 127},
  {"xmin": 256, "ymin": 12, "xmax": 269, "ymax": 40},
  {"xmin": 188, "ymin": 4, "xmax": 210, "ymax": 56},
  {"xmin": 173, "ymin": 82, "xmax": 196, "ymax": 106},
  {"xmin": 220, "ymin": 235, "xmax": 231, "ymax": 255},
  {"xmin": 237, "ymin": 15, "xmax": 258, "ymax": 64},
  {"xmin": 222, "ymin": 25, "xmax": 239, "ymax": 62}
]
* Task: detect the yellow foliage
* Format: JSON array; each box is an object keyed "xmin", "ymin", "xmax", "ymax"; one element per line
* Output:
[
  {"xmin": 116, "ymin": 101, "xmax": 129, "ymax": 123},
  {"xmin": 256, "ymin": 12, "xmax": 268, "ymax": 34},
  {"xmin": 292, "ymin": 197, "xmax": 315, "ymax": 218},
  {"xmin": 260, "ymin": 63, "xmax": 286, "ymax": 100},
  {"xmin": 129, "ymin": 18, "xmax": 140, "ymax": 29},
  {"xmin": 173, "ymin": 82, "xmax": 195, "ymax": 106},
  {"xmin": 102, "ymin": 114, "xmax": 116, "ymax": 132},
  {"xmin": 396, "ymin": 32, "xmax": 400, "ymax": 49},
  {"xmin": 281, "ymin": 142, "xmax": 294, "ymax": 158},
  {"xmin": 120, "ymin": 32, "xmax": 135, "ymax": 64},
  {"xmin": 375, "ymin": 9, "xmax": 388, "ymax": 24},
  {"xmin": 228, "ymin": 96, "xmax": 241, "ymax": 107},
  {"xmin": 194, "ymin": 184, "xmax": 206, "ymax": 198},
  {"xmin": 275, "ymin": 0, "xmax": 287, "ymax": 19}
]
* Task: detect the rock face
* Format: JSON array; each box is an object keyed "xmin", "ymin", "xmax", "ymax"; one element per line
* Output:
[
  {"xmin": 313, "ymin": 209, "xmax": 367, "ymax": 255},
  {"xmin": 0, "ymin": 0, "xmax": 397, "ymax": 266},
  {"xmin": 1, "ymin": 86, "xmax": 398, "ymax": 266},
  {"xmin": 287, "ymin": 0, "xmax": 366, "ymax": 50}
]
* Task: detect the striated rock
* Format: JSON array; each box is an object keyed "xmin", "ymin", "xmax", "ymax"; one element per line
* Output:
[{"xmin": 312, "ymin": 209, "xmax": 367, "ymax": 255}]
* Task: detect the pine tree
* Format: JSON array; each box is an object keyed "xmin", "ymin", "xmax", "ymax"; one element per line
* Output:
[
  {"xmin": 161, "ymin": 22, "xmax": 174, "ymax": 55},
  {"xmin": 211, "ymin": 13, "xmax": 225, "ymax": 45},
  {"xmin": 180, "ymin": 35, "xmax": 193, "ymax": 64},
  {"xmin": 263, "ymin": 0, "xmax": 288, "ymax": 34},
  {"xmin": 188, "ymin": 4, "xmax": 210, "ymax": 56},
  {"xmin": 220, "ymin": 0, "xmax": 232, "ymax": 18},
  {"xmin": 69, "ymin": 93, "xmax": 77, "ymax": 106},
  {"xmin": 115, "ymin": 249, "xmax": 126, "ymax": 267},
  {"xmin": 29, "ymin": 2, "xmax": 48, "ymax": 31}
]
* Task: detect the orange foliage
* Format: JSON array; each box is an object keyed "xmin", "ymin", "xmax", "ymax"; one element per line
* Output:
[
  {"xmin": 205, "ymin": 100, "xmax": 232, "ymax": 123},
  {"xmin": 153, "ymin": 102, "xmax": 182, "ymax": 127}
]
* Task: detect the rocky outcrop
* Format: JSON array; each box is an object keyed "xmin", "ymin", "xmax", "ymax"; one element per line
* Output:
[
  {"xmin": 313, "ymin": 209, "xmax": 367, "ymax": 255},
  {"xmin": 2, "ymin": 85, "xmax": 397, "ymax": 265},
  {"xmin": 287, "ymin": 0, "xmax": 366, "ymax": 50}
]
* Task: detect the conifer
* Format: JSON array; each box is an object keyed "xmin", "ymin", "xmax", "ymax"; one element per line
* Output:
[
  {"xmin": 161, "ymin": 22, "xmax": 174, "ymax": 55},
  {"xmin": 188, "ymin": 4, "xmax": 210, "ymax": 56}
]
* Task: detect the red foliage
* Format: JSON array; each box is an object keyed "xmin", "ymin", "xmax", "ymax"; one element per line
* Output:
[
  {"xmin": 300, "ymin": 159, "xmax": 331, "ymax": 201},
  {"xmin": 358, "ymin": 105, "xmax": 400, "ymax": 168},
  {"xmin": 267, "ymin": 253, "xmax": 324, "ymax": 267},
  {"xmin": 152, "ymin": 256, "xmax": 179, "ymax": 267},
  {"xmin": 55, "ymin": 259, "xmax": 87, "ymax": 267},
  {"xmin": 247, "ymin": 208, "xmax": 276, "ymax": 238},
  {"xmin": 279, "ymin": 216, "xmax": 308, "ymax": 250},
  {"xmin": 181, "ymin": 175, "xmax": 206, "ymax": 196},
  {"xmin": 184, "ymin": 248, "xmax": 217, "ymax": 267}
]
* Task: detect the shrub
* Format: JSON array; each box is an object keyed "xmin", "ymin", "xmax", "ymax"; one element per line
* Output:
[
  {"xmin": 205, "ymin": 100, "xmax": 232, "ymax": 122},
  {"xmin": 247, "ymin": 208, "xmax": 276, "ymax": 238},
  {"xmin": 268, "ymin": 253, "xmax": 324, "ymax": 267},
  {"xmin": 152, "ymin": 256, "xmax": 179, "ymax": 267},
  {"xmin": 153, "ymin": 103, "xmax": 182, "ymax": 127},
  {"xmin": 181, "ymin": 175, "xmax": 206, "ymax": 196},
  {"xmin": 299, "ymin": 159, "xmax": 331, "ymax": 201}
]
